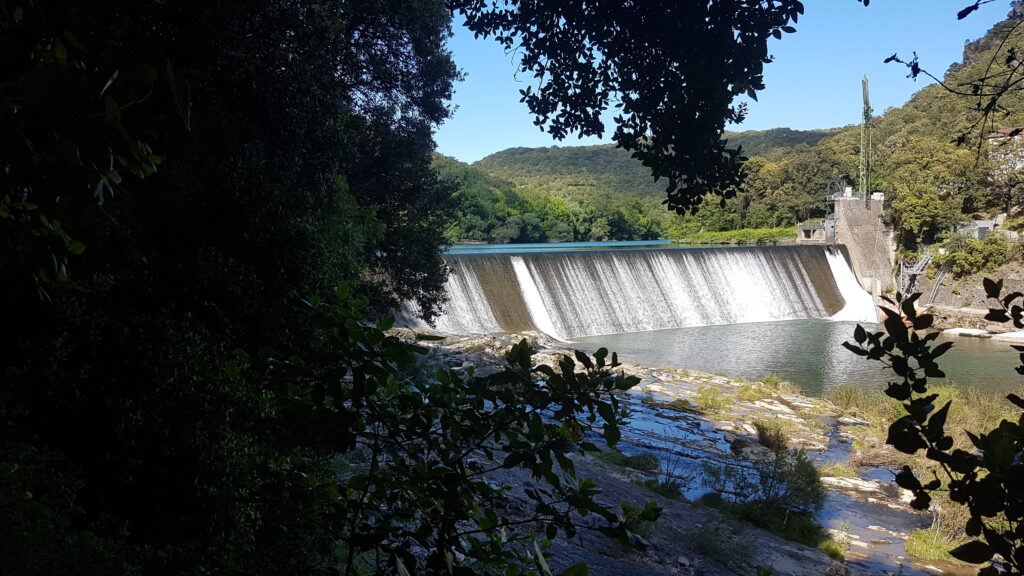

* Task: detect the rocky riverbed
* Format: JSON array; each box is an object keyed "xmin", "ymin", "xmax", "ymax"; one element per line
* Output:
[{"xmin": 395, "ymin": 329, "xmax": 974, "ymax": 576}]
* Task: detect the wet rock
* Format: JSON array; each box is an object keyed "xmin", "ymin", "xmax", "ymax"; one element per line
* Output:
[
  {"xmin": 730, "ymin": 437, "xmax": 776, "ymax": 462},
  {"xmin": 838, "ymin": 415, "xmax": 869, "ymax": 426},
  {"xmin": 821, "ymin": 476, "xmax": 885, "ymax": 494},
  {"xmin": 942, "ymin": 327, "xmax": 991, "ymax": 338}
]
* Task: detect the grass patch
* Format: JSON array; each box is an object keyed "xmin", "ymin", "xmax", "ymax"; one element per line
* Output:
[
  {"xmin": 904, "ymin": 529, "xmax": 968, "ymax": 564},
  {"xmin": 738, "ymin": 376, "xmax": 800, "ymax": 402},
  {"xmin": 695, "ymin": 386, "xmax": 730, "ymax": 412},
  {"xmin": 699, "ymin": 493, "xmax": 831, "ymax": 550},
  {"xmin": 666, "ymin": 398, "xmax": 699, "ymax": 413},
  {"xmin": 819, "ymin": 462, "xmax": 858, "ymax": 478},
  {"xmin": 632, "ymin": 477, "xmax": 683, "ymax": 500},
  {"xmin": 818, "ymin": 539, "xmax": 846, "ymax": 562},
  {"xmin": 594, "ymin": 449, "xmax": 660, "ymax": 471},
  {"xmin": 753, "ymin": 419, "xmax": 788, "ymax": 454}
]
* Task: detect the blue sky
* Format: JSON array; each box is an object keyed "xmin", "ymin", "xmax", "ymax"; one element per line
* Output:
[{"xmin": 435, "ymin": 1, "xmax": 1010, "ymax": 163}]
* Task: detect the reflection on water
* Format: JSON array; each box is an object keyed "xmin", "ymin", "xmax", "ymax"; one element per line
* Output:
[{"xmin": 574, "ymin": 320, "xmax": 1024, "ymax": 396}]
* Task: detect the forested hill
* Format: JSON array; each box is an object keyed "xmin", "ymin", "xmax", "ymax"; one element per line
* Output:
[
  {"xmin": 471, "ymin": 126, "xmax": 841, "ymax": 200},
  {"xmin": 723, "ymin": 127, "xmax": 843, "ymax": 157}
]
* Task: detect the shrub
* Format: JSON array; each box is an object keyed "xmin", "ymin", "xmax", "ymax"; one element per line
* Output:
[
  {"xmin": 695, "ymin": 386, "xmax": 729, "ymax": 412},
  {"xmin": 843, "ymin": 287, "xmax": 1024, "ymax": 571},
  {"xmin": 633, "ymin": 477, "xmax": 683, "ymax": 499},
  {"xmin": 819, "ymin": 463, "xmax": 857, "ymax": 478},
  {"xmin": 624, "ymin": 452, "xmax": 661, "ymax": 472},
  {"xmin": 667, "ymin": 398, "xmax": 699, "ymax": 412},
  {"xmin": 737, "ymin": 383, "xmax": 771, "ymax": 401},
  {"xmin": 825, "ymin": 383, "xmax": 869, "ymax": 413},
  {"xmin": 934, "ymin": 235, "xmax": 1009, "ymax": 277},
  {"xmin": 753, "ymin": 419, "xmax": 788, "ymax": 455},
  {"xmin": 701, "ymin": 449, "xmax": 825, "ymax": 515}
]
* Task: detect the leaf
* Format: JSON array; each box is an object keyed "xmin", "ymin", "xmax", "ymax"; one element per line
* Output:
[
  {"xmin": 1007, "ymin": 393, "xmax": 1024, "ymax": 410},
  {"xmin": 603, "ymin": 423, "xmax": 620, "ymax": 447},
  {"xmin": 957, "ymin": 4, "xmax": 979, "ymax": 20},
  {"xmin": 931, "ymin": 341, "xmax": 954, "ymax": 359},
  {"xmin": 913, "ymin": 314, "xmax": 933, "ymax": 330},
  {"xmin": 984, "ymin": 277, "xmax": 1003, "ymax": 299},
  {"xmin": 949, "ymin": 540, "xmax": 994, "ymax": 564},
  {"xmin": 854, "ymin": 324, "xmax": 867, "ymax": 344},
  {"xmin": 53, "ymin": 38, "xmax": 67, "ymax": 64},
  {"xmin": 925, "ymin": 401, "xmax": 951, "ymax": 441},
  {"xmin": 574, "ymin": 350, "xmax": 593, "ymax": 369},
  {"xmin": 67, "ymin": 241, "xmax": 86, "ymax": 255},
  {"xmin": 965, "ymin": 516, "xmax": 983, "ymax": 537},
  {"xmin": 985, "ymin": 308, "xmax": 1010, "ymax": 323},
  {"xmin": 888, "ymin": 418, "xmax": 927, "ymax": 454}
]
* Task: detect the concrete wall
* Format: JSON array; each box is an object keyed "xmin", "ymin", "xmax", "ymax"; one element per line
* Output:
[{"xmin": 833, "ymin": 197, "xmax": 896, "ymax": 298}]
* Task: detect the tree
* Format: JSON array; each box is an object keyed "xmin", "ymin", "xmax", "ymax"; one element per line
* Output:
[
  {"xmin": 2, "ymin": 0, "xmax": 461, "ymax": 572},
  {"xmin": 844, "ymin": 289, "xmax": 1024, "ymax": 575},
  {"xmin": 451, "ymin": 0, "xmax": 810, "ymax": 213}
]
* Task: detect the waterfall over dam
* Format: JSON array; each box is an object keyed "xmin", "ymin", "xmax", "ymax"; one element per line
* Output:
[{"xmin": 402, "ymin": 245, "xmax": 876, "ymax": 340}]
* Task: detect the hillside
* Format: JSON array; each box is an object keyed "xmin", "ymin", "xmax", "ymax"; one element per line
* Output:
[
  {"xmin": 472, "ymin": 126, "xmax": 843, "ymax": 201},
  {"xmin": 723, "ymin": 127, "xmax": 843, "ymax": 157}
]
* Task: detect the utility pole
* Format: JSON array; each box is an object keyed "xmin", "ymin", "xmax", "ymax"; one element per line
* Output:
[{"xmin": 860, "ymin": 75, "xmax": 872, "ymax": 208}]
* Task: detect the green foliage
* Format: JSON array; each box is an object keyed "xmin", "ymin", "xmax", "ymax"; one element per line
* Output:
[
  {"xmin": 819, "ymin": 463, "xmax": 858, "ymax": 478},
  {"xmin": 667, "ymin": 226, "xmax": 796, "ymax": 245},
  {"xmin": 723, "ymin": 127, "xmax": 843, "ymax": 157},
  {"xmin": 623, "ymin": 452, "xmax": 662, "ymax": 472},
  {"xmin": 753, "ymin": 419, "xmax": 789, "ymax": 455},
  {"xmin": 817, "ymin": 538, "xmax": 847, "ymax": 562},
  {"xmin": 935, "ymin": 235, "xmax": 1011, "ymax": 277},
  {"xmin": 825, "ymin": 384, "xmax": 872, "ymax": 414},
  {"xmin": 695, "ymin": 386, "xmax": 730, "ymax": 412},
  {"xmin": 594, "ymin": 449, "xmax": 661, "ymax": 472},
  {"xmin": 843, "ymin": 288, "xmax": 1024, "ymax": 573},
  {"xmin": 904, "ymin": 529, "xmax": 970, "ymax": 565},
  {"xmin": 258, "ymin": 294, "xmax": 651, "ymax": 573},
  {"xmin": 632, "ymin": 477, "xmax": 684, "ymax": 500},
  {"xmin": 437, "ymin": 152, "xmax": 670, "ymax": 243},
  {"xmin": 701, "ymin": 449, "xmax": 826, "ymax": 517},
  {"xmin": 698, "ymin": 450, "xmax": 829, "ymax": 549}
]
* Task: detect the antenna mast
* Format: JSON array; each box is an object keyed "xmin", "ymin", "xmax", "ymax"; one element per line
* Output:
[{"xmin": 860, "ymin": 75, "xmax": 872, "ymax": 207}]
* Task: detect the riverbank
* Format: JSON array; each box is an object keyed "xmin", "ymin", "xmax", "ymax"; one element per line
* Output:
[{"xmin": 397, "ymin": 329, "xmax": 976, "ymax": 575}]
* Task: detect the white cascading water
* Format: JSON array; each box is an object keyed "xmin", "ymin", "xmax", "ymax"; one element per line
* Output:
[
  {"xmin": 510, "ymin": 256, "xmax": 565, "ymax": 340},
  {"xmin": 521, "ymin": 248, "xmax": 828, "ymax": 338},
  {"xmin": 398, "ymin": 258, "xmax": 503, "ymax": 334},
  {"xmin": 824, "ymin": 247, "xmax": 878, "ymax": 323},
  {"xmin": 400, "ymin": 246, "xmax": 877, "ymax": 340}
]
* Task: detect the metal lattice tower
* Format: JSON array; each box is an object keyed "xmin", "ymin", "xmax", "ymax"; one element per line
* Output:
[{"xmin": 860, "ymin": 75, "xmax": 872, "ymax": 207}]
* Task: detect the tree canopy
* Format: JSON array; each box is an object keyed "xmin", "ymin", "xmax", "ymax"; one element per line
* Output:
[{"xmin": 452, "ymin": 0, "xmax": 810, "ymax": 213}]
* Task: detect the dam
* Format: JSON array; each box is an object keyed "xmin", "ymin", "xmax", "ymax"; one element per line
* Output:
[{"xmin": 402, "ymin": 245, "xmax": 877, "ymax": 340}]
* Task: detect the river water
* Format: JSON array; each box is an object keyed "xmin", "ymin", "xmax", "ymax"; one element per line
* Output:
[{"xmin": 575, "ymin": 320, "xmax": 1024, "ymax": 397}]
